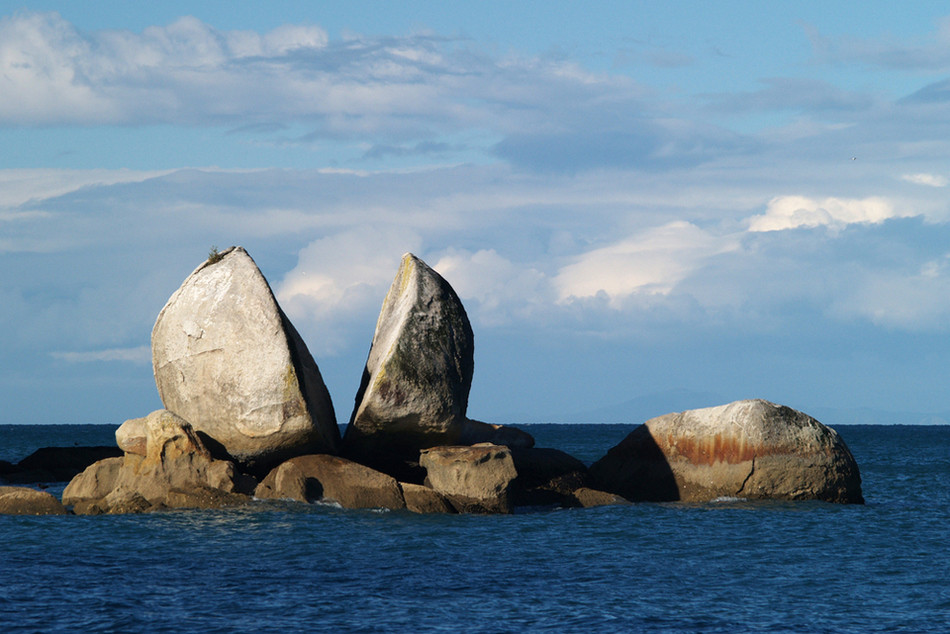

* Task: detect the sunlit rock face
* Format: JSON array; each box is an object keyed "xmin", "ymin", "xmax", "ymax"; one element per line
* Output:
[
  {"xmin": 63, "ymin": 409, "xmax": 255, "ymax": 514},
  {"xmin": 343, "ymin": 253, "xmax": 533, "ymax": 481},
  {"xmin": 590, "ymin": 399, "xmax": 864, "ymax": 504},
  {"xmin": 152, "ymin": 246, "xmax": 340, "ymax": 472}
]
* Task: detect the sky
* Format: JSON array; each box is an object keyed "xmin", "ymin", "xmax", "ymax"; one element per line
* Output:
[{"xmin": 5, "ymin": 2, "xmax": 950, "ymax": 425}]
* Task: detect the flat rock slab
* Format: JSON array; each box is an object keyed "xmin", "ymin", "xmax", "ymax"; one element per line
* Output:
[
  {"xmin": 152, "ymin": 246, "xmax": 339, "ymax": 471},
  {"xmin": 590, "ymin": 399, "xmax": 864, "ymax": 504}
]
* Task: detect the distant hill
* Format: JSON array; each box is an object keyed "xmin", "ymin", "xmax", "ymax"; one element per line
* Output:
[
  {"xmin": 499, "ymin": 390, "xmax": 950, "ymax": 425},
  {"xmin": 539, "ymin": 388, "xmax": 726, "ymax": 424},
  {"xmin": 808, "ymin": 406, "xmax": 949, "ymax": 426}
]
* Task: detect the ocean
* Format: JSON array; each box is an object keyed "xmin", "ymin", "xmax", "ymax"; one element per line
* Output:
[{"xmin": 1, "ymin": 423, "xmax": 948, "ymax": 632}]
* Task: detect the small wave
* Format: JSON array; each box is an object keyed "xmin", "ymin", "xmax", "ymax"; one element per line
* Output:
[{"xmin": 710, "ymin": 496, "xmax": 748, "ymax": 503}]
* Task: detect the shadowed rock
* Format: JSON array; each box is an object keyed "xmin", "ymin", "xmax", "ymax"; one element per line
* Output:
[
  {"xmin": 570, "ymin": 487, "xmax": 632, "ymax": 508},
  {"xmin": 509, "ymin": 447, "xmax": 589, "ymax": 507},
  {"xmin": 2, "ymin": 446, "xmax": 122, "ymax": 484},
  {"xmin": 0, "ymin": 486, "xmax": 68, "ymax": 515},
  {"xmin": 255, "ymin": 454, "xmax": 406, "ymax": 510},
  {"xmin": 400, "ymin": 482, "xmax": 456, "ymax": 514},
  {"xmin": 344, "ymin": 253, "xmax": 533, "ymax": 480},
  {"xmin": 152, "ymin": 246, "xmax": 339, "ymax": 473},
  {"xmin": 590, "ymin": 399, "xmax": 864, "ymax": 504}
]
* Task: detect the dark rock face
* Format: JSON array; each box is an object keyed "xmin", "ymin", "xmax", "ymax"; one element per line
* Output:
[
  {"xmin": 255, "ymin": 454, "xmax": 406, "ymax": 510},
  {"xmin": 152, "ymin": 246, "xmax": 339, "ymax": 473},
  {"xmin": 0, "ymin": 486, "xmax": 68, "ymax": 515},
  {"xmin": 343, "ymin": 253, "xmax": 533, "ymax": 480},
  {"xmin": 590, "ymin": 399, "xmax": 864, "ymax": 504},
  {"xmin": 1, "ymin": 446, "xmax": 122, "ymax": 484},
  {"xmin": 509, "ymin": 447, "xmax": 589, "ymax": 507}
]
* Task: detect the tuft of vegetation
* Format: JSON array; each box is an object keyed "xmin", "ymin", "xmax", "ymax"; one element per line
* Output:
[{"xmin": 207, "ymin": 245, "xmax": 224, "ymax": 264}]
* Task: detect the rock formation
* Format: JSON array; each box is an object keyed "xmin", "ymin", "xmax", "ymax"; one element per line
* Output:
[
  {"xmin": 419, "ymin": 444, "xmax": 518, "ymax": 513},
  {"xmin": 344, "ymin": 253, "xmax": 533, "ymax": 480},
  {"xmin": 152, "ymin": 246, "xmax": 340, "ymax": 472},
  {"xmin": 589, "ymin": 399, "xmax": 864, "ymax": 504},
  {"xmin": 64, "ymin": 410, "xmax": 254, "ymax": 514},
  {"xmin": 255, "ymin": 454, "xmax": 406, "ymax": 510},
  {"xmin": 0, "ymin": 486, "xmax": 68, "ymax": 515}
]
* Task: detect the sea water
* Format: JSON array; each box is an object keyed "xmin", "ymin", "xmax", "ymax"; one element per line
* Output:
[{"xmin": 1, "ymin": 424, "xmax": 948, "ymax": 632}]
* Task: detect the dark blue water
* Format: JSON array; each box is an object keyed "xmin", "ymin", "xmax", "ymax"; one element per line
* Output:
[{"xmin": 1, "ymin": 424, "xmax": 948, "ymax": 632}]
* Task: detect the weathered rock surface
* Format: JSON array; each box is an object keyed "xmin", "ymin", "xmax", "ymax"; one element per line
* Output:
[
  {"xmin": 589, "ymin": 399, "xmax": 864, "ymax": 504},
  {"xmin": 64, "ymin": 410, "xmax": 254, "ymax": 514},
  {"xmin": 343, "ymin": 253, "xmax": 533, "ymax": 480},
  {"xmin": 0, "ymin": 486, "xmax": 68, "ymax": 515},
  {"xmin": 1, "ymin": 446, "xmax": 122, "ymax": 484},
  {"xmin": 256, "ymin": 454, "xmax": 406, "ymax": 510},
  {"xmin": 400, "ymin": 482, "xmax": 456, "ymax": 514},
  {"xmin": 152, "ymin": 246, "xmax": 339, "ymax": 473},
  {"xmin": 570, "ymin": 487, "xmax": 631, "ymax": 508},
  {"xmin": 419, "ymin": 444, "xmax": 518, "ymax": 513},
  {"xmin": 115, "ymin": 416, "xmax": 147, "ymax": 456}
]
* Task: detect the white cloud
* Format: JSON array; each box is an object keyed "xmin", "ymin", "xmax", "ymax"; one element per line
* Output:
[
  {"xmin": 554, "ymin": 221, "xmax": 740, "ymax": 305},
  {"xmin": 275, "ymin": 226, "xmax": 423, "ymax": 354},
  {"xmin": 0, "ymin": 168, "xmax": 175, "ymax": 208},
  {"xmin": 51, "ymin": 345, "xmax": 151, "ymax": 364},
  {"xmin": 431, "ymin": 248, "xmax": 549, "ymax": 326},
  {"xmin": 902, "ymin": 173, "xmax": 948, "ymax": 187},
  {"xmin": 747, "ymin": 195, "xmax": 906, "ymax": 232}
]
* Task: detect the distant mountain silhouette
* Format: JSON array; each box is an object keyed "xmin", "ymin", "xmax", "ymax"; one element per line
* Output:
[
  {"xmin": 498, "ymin": 390, "xmax": 950, "ymax": 425},
  {"xmin": 540, "ymin": 388, "xmax": 727, "ymax": 424},
  {"xmin": 808, "ymin": 406, "xmax": 949, "ymax": 426}
]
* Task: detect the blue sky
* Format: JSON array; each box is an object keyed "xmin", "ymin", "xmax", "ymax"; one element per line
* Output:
[{"xmin": 5, "ymin": 2, "xmax": 950, "ymax": 425}]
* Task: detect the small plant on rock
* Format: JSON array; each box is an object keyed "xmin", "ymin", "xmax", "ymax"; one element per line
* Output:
[{"xmin": 207, "ymin": 245, "xmax": 224, "ymax": 264}]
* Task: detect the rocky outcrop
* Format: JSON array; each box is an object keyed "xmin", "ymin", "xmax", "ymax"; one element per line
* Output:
[
  {"xmin": 343, "ymin": 253, "xmax": 533, "ymax": 480},
  {"xmin": 0, "ymin": 486, "xmax": 68, "ymax": 515},
  {"xmin": 419, "ymin": 444, "xmax": 518, "ymax": 513},
  {"xmin": 589, "ymin": 399, "xmax": 864, "ymax": 504},
  {"xmin": 64, "ymin": 410, "xmax": 254, "ymax": 514},
  {"xmin": 1, "ymin": 446, "xmax": 122, "ymax": 484},
  {"xmin": 152, "ymin": 246, "xmax": 339, "ymax": 473},
  {"xmin": 509, "ymin": 447, "xmax": 589, "ymax": 507},
  {"xmin": 255, "ymin": 454, "xmax": 406, "ymax": 510}
]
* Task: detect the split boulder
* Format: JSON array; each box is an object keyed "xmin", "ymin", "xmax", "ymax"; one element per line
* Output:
[
  {"xmin": 589, "ymin": 399, "xmax": 864, "ymax": 504},
  {"xmin": 152, "ymin": 246, "xmax": 339, "ymax": 472},
  {"xmin": 344, "ymin": 253, "xmax": 533, "ymax": 479}
]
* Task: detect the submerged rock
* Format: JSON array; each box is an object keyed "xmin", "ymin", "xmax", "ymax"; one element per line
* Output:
[
  {"xmin": 344, "ymin": 253, "xmax": 532, "ymax": 479},
  {"xmin": 152, "ymin": 246, "xmax": 339, "ymax": 472},
  {"xmin": 589, "ymin": 399, "xmax": 864, "ymax": 504},
  {"xmin": 0, "ymin": 486, "xmax": 68, "ymax": 515}
]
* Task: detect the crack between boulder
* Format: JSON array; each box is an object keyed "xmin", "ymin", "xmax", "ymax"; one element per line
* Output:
[{"xmin": 737, "ymin": 455, "xmax": 755, "ymax": 495}]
